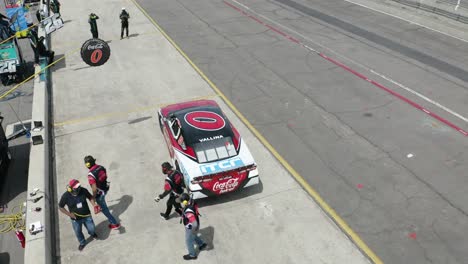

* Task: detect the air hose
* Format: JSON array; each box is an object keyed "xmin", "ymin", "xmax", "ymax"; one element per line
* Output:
[{"xmin": 0, "ymin": 203, "xmax": 26, "ymax": 233}]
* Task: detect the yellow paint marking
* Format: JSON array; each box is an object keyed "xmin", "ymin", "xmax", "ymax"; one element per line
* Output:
[
  {"xmin": 130, "ymin": 0, "xmax": 384, "ymax": 263},
  {"xmin": 0, "ymin": 46, "xmax": 81, "ymax": 100},
  {"xmin": 55, "ymin": 31, "xmax": 159, "ymax": 48},
  {"xmin": 0, "ymin": 32, "xmax": 161, "ymax": 101},
  {"xmin": 54, "ymin": 94, "xmax": 218, "ymax": 127}
]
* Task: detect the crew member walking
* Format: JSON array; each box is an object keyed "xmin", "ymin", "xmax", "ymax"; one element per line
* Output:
[
  {"xmin": 85, "ymin": 155, "xmax": 121, "ymax": 230},
  {"xmin": 59, "ymin": 179, "xmax": 100, "ymax": 251},
  {"xmin": 177, "ymin": 193, "xmax": 207, "ymax": 260},
  {"xmin": 119, "ymin": 7, "xmax": 130, "ymax": 39},
  {"xmin": 88, "ymin": 13, "xmax": 99, "ymax": 38},
  {"xmin": 154, "ymin": 162, "xmax": 185, "ymax": 220}
]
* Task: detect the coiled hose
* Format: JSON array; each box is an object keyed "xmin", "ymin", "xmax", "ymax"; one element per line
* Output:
[{"xmin": 0, "ymin": 203, "xmax": 26, "ymax": 233}]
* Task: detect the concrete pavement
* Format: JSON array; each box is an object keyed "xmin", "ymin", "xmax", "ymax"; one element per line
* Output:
[
  {"xmin": 51, "ymin": 0, "xmax": 371, "ymax": 263},
  {"xmin": 132, "ymin": 0, "xmax": 468, "ymax": 263}
]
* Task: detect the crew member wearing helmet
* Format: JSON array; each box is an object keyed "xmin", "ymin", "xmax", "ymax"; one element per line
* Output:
[
  {"xmin": 84, "ymin": 155, "xmax": 121, "ymax": 230},
  {"xmin": 59, "ymin": 179, "xmax": 100, "ymax": 251},
  {"xmin": 154, "ymin": 162, "xmax": 185, "ymax": 220},
  {"xmin": 88, "ymin": 13, "xmax": 99, "ymax": 38},
  {"xmin": 119, "ymin": 7, "xmax": 130, "ymax": 39},
  {"xmin": 176, "ymin": 193, "xmax": 207, "ymax": 260}
]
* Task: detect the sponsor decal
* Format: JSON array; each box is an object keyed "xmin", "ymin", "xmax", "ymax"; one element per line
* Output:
[
  {"xmin": 184, "ymin": 111, "xmax": 226, "ymax": 131},
  {"xmin": 80, "ymin": 38, "xmax": 111, "ymax": 66},
  {"xmin": 199, "ymin": 157, "xmax": 244, "ymax": 175},
  {"xmin": 199, "ymin": 170, "xmax": 248, "ymax": 195},
  {"xmin": 213, "ymin": 178, "xmax": 239, "ymax": 194},
  {"xmin": 199, "ymin": 135, "xmax": 223, "ymax": 142}
]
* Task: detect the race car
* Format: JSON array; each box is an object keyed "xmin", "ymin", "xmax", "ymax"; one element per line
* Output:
[{"xmin": 157, "ymin": 99, "xmax": 259, "ymax": 199}]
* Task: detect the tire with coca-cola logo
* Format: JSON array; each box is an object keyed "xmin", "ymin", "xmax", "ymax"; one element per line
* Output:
[{"xmin": 80, "ymin": 38, "xmax": 111, "ymax": 66}]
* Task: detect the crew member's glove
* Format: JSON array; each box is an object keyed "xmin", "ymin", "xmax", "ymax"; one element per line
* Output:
[
  {"xmin": 94, "ymin": 205, "xmax": 101, "ymax": 214},
  {"xmin": 154, "ymin": 195, "xmax": 161, "ymax": 203},
  {"xmin": 186, "ymin": 223, "xmax": 192, "ymax": 230}
]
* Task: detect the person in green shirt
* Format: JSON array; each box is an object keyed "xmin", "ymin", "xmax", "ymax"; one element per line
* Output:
[
  {"xmin": 51, "ymin": 0, "xmax": 61, "ymax": 17},
  {"xmin": 88, "ymin": 13, "xmax": 99, "ymax": 38}
]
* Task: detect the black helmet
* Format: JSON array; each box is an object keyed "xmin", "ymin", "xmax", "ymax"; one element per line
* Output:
[
  {"xmin": 161, "ymin": 162, "xmax": 173, "ymax": 170},
  {"xmin": 84, "ymin": 155, "xmax": 96, "ymax": 168},
  {"xmin": 177, "ymin": 193, "xmax": 190, "ymax": 204},
  {"xmin": 161, "ymin": 162, "xmax": 173, "ymax": 174}
]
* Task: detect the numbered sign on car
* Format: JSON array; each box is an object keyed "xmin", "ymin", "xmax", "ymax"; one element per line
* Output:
[
  {"xmin": 41, "ymin": 13, "xmax": 64, "ymax": 35},
  {"xmin": 80, "ymin": 38, "xmax": 111, "ymax": 66},
  {"xmin": 0, "ymin": 60, "xmax": 16, "ymax": 74}
]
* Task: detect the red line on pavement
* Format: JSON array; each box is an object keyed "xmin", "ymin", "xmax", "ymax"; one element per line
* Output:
[{"xmin": 223, "ymin": 0, "xmax": 468, "ymax": 136}]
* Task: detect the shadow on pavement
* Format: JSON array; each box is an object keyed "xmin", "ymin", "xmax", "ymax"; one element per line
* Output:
[
  {"xmin": 95, "ymin": 194, "xmax": 133, "ymax": 239},
  {"xmin": 196, "ymin": 180, "xmax": 263, "ymax": 208},
  {"xmin": 51, "ymin": 54, "xmax": 66, "ymax": 72},
  {"xmin": 198, "ymin": 226, "xmax": 215, "ymax": 251},
  {"xmin": 128, "ymin": 33, "xmax": 139, "ymax": 38},
  {"xmin": 0, "ymin": 252, "xmax": 10, "ymax": 264},
  {"xmin": 72, "ymin": 65, "xmax": 92, "ymax": 71},
  {"xmin": 0, "ymin": 142, "xmax": 30, "ymax": 205},
  {"xmin": 128, "ymin": 116, "xmax": 151, "ymax": 125}
]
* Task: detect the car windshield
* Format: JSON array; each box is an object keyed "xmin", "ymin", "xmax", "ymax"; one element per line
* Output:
[{"xmin": 193, "ymin": 137, "xmax": 237, "ymax": 163}]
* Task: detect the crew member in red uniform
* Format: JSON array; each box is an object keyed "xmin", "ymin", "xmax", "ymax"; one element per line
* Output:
[
  {"xmin": 85, "ymin": 155, "xmax": 121, "ymax": 229},
  {"xmin": 155, "ymin": 162, "xmax": 185, "ymax": 220},
  {"xmin": 177, "ymin": 193, "xmax": 207, "ymax": 260}
]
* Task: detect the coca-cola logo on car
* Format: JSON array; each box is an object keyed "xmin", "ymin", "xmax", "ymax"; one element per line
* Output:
[
  {"xmin": 213, "ymin": 178, "xmax": 239, "ymax": 194},
  {"xmin": 199, "ymin": 170, "xmax": 248, "ymax": 196}
]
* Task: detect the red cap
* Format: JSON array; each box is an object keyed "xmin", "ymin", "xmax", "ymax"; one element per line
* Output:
[{"xmin": 69, "ymin": 179, "xmax": 80, "ymax": 189}]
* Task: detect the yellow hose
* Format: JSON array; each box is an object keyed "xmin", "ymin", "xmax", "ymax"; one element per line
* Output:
[{"xmin": 0, "ymin": 204, "xmax": 26, "ymax": 233}]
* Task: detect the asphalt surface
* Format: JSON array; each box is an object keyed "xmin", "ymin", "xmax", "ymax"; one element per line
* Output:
[
  {"xmin": 0, "ymin": 3, "xmax": 40, "ymax": 264},
  {"xmin": 134, "ymin": 0, "xmax": 468, "ymax": 263},
  {"xmin": 50, "ymin": 1, "xmax": 370, "ymax": 263}
]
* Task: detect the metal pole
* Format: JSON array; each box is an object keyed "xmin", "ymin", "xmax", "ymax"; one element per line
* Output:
[{"xmin": 7, "ymin": 101, "xmax": 28, "ymax": 133}]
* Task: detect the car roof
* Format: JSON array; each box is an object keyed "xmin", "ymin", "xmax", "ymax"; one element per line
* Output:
[{"xmin": 169, "ymin": 104, "xmax": 235, "ymax": 147}]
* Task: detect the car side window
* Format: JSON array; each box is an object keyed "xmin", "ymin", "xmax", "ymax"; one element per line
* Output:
[
  {"xmin": 169, "ymin": 117, "xmax": 181, "ymax": 139},
  {"xmin": 168, "ymin": 117, "xmax": 187, "ymax": 150}
]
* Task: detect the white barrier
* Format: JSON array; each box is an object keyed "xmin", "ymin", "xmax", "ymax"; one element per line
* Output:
[
  {"xmin": 24, "ymin": 65, "xmax": 52, "ymax": 264},
  {"xmin": 24, "ymin": 4, "xmax": 53, "ymax": 263}
]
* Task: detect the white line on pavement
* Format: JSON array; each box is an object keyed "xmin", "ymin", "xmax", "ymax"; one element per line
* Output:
[
  {"xmin": 343, "ymin": 0, "xmax": 468, "ymax": 43},
  {"xmin": 230, "ymin": 0, "xmax": 468, "ymax": 124}
]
